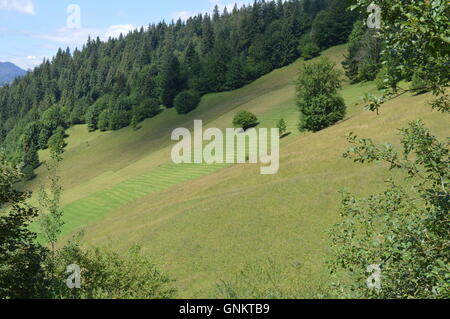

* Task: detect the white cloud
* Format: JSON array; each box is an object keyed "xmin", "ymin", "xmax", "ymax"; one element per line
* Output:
[
  {"xmin": 7, "ymin": 55, "xmax": 44, "ymax": 70},
  {"xmin": 105, "ymin": 24, "xmax": 134, "ymax": 39},
  {"xmin": 171, "ymin": 1, "xmax": 251, "ymax": 22},
  {"xmin": 0, "ymin": 0, "xmax": 34, "ymax": 15},
  {"xmin": 4, "ymin": 24, "xmax": 136, "ymax": 69},
  {"xmin": 35, "ymin": 24, "xmax": 135, "ymax": 48},
  {"xmin": 172, "ymin": 11, "xmax": 195, "ymax": 21}
]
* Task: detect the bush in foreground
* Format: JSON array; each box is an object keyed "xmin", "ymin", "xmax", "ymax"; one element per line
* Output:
[
  {"xmin": 0, "ymin": 158, "xmax": 176, "ymax": 299},
  {"xmin": 331, "ymin": 121, "xmax": 449, "ymax": 298},
  {"xmin": 50, "ymin": 241, "xmax": 176, "ymax": 299}
]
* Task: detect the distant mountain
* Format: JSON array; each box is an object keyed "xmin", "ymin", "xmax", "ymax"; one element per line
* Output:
[{"xmin": 0, "ymin": 62, "xmax": 27, "ymax": 86}]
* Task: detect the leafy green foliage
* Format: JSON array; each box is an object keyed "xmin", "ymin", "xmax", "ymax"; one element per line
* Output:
[
  {"xmin": 98, "ymin": 109, "xmax": 110, "ymax": 131},
  {"xmin": 49, "ymin": 242, "xmax": 176, "ymax": 299},
  {"xmin": 0, "ymin": 0, "xmax": 359, "ymax": 164},
  {"xmin": 342, "ymin": 21, "xmax": 382, "ymax": 83},
  {"xmin": 0, "ymin": 161, "xmax": 47, "ymax": 298},
  {"xmin": 131, "ymin": 98, "xmax": 161, "ymax": 130},
  {"xmin": 233, "ymin": 110, "xmax": 258, "ymax": 131},
  {"xmin": 351, "ymin": 0, "xmax": 449, "ymax": 113},
  {"xmin": 38, "ymin": 126, "xmax": 52, "ymax": 149},
  {"xmin": 331, "ymin": 121, "xmax": 449, "ymax": 298},
  {"xmin": 374, "ymin": 67, "xmax": 392, "ymax": 91},
  {"xmin": 296, "ymin": 58, "xmax": 346, "ymax": 132},
  {"xmin": 21, "ymin": 165, "xmax": 36, "ymax": 181},
  {"xmin": 38, "ymin": 151, "xmax": 64, "ymax": 251},
  {"xmin": 21, "ymin": 142, "xmax": 40, "ymax": 170},
  {"xmin": 311, "ymin": 0, "xmax": 358, "ymax": 49},
  {"xmin": 276, "ymin": 118, "xmax": 287, "ymax": 136},
  {"xmin": 299, "ymin": 35, "xmax": 320, "ymax": 60},
  {"xmin": 86, "ymin": 96, "xmax": 110, "ymax": 132},
  {"xmin": 174, "ymin": 90, "xmax": 201, "ymax": 115},
  {"xmin": 1, "ymin": 155, "xmax": 176, "ymax": 299},
  {"xmin": 41, "ymin": 106, "xmax": 69, "ymax": 132},
  {"xmin": 47, "ymin": 127, "xmax": 66, "ymax": 158},
  {"xmin": 225, "ymin": 56, "xmax": 246, "ymax": 90},
  {"xmin": 410, "ymin": 70, "xmax": 431, "ymax": 95}
]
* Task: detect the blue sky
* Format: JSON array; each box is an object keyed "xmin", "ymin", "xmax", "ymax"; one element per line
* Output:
[{"xmin": 0, "ymin": 0, "xmax": 250, "ymax": 70}]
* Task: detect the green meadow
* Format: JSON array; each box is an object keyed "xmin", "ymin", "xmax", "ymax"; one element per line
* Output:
[{"xmin": 27, "ymin": 44, "xmax": 448, "ymax": 297}]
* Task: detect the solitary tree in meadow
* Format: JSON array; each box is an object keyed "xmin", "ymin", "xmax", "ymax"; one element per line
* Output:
[
  {"xmin": 233, "ymin": 110, "xmax": 258, "ymax": 131},
  {"xmin": 276, "ymin": 118, "xmax": 287, "ymax": 137},
  {"xmin": 296, "ymin": 58, "xmax": 346, "ymax": 132}
]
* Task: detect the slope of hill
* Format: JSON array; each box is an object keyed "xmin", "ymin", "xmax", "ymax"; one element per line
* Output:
[
  {"xmin": 78, "ymin": 91, "xmax": 446, "ymax": 298},
  {"xmin": 28, "ymin": 44, "xmax": 447, "ymax": 298},
  {"xmin": 0, "ymin": 0, "xmax": 357, "ymax": 165},
  {"xmin": 0, "ymin": 62, "xmax": 26, "ymax": 86}
]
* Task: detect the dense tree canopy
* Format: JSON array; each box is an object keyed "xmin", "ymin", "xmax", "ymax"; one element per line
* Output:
[{"xmin": 0, "ymin": 0, "xmax": 357, "ymax": 167}]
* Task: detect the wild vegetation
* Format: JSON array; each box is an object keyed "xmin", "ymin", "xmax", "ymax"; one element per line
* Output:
[
  {"xmin": 329, "ymin": 0, "xmax": 449, "ymax": 299},
  {"xmin": 0, "ymin": 0, "xmax": 448, "ymax": 299},
  {"xmin": 296, "ymin": 58, "xmax": 346, "ymax": 132},
  {"xmin": 233, "ymin": 110, "xmax": 259, "ymax": 131},
  {"xmin": 0, "ymin": 153, "xmax": 175, "ymax": 299},
  {"xmin": 0, "ymin": 0, "xmax": 357, "ymax": 180}
]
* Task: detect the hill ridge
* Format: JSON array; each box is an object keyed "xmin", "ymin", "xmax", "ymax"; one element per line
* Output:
[{"xmin": 0, "ymin": 62, "xmax": 27, "ymax": 86}]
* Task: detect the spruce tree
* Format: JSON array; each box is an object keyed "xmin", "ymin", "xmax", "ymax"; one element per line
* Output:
[
  {"xmin": 225, "ymin": 57, "xmax": 245, "ymax": 90},
  {"xmin": 160, "ymin": 53, "xmax": 183, "ymax": 108},
  {"xmin": 201, "ymin": 15, "xmax": 215, "ymax": 55},
  {"xmin": 22, "ymin": 142, "xmax": 40, "ymax": 169}
]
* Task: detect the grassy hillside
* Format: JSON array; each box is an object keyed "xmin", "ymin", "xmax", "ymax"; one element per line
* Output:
[
  {"xmin": 28, "ymin": 44, "xmax": 448, "ymax": 297},
  {"xmin": 30, "ymin": 45, "xmax": 347, "ymax": 208}
]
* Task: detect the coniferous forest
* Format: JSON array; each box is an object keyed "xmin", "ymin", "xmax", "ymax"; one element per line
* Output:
[
  {"xmin": 1, "ymin": 0, "xmax": 449, "ymax": 302},
  {"xmin": 0, "ymin": 0, "xmax": 357, "ymax": 178}
]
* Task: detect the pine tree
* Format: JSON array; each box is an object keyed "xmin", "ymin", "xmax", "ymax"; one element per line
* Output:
[
  {"xmin": 22, "ymin": 142, "xmax": 40, "ymax": 169},
  {"xmin": 38, "ymin": 127, "xmax": 51, "ymax": 149},
  {"xmin": 225, "ymin": 56, "xmax": 245, "ymax": 90},
  {"xmin": 184, "ymin": 42, "xmax": 204, "ymax": 92},
  {"xmin": 160, "ymin": 53, "xmax": 183, "ymax": 107},
  {"xmin": 311, "ymin": 0, "xmax": 357, "ymax": 49},
  {"xmin": 201, "ymin": 15, "xmax": 215, "ymax": 55}
]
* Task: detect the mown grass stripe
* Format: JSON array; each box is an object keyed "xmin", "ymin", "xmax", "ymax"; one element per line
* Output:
[{"xmin": 58, "ymin": 163, "xmax": 228, "ymax": 236}]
